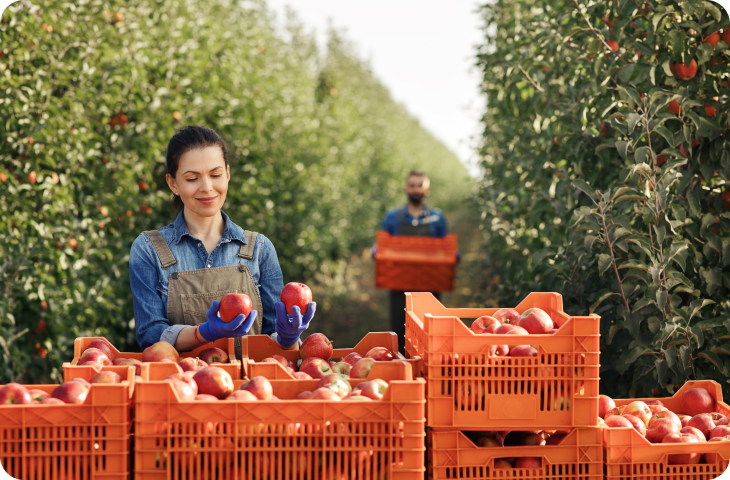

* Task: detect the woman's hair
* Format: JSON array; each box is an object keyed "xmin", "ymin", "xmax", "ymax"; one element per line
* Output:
[{"xmin": 166, "ymin": 125, "xmax": 229, "ymax": 210}]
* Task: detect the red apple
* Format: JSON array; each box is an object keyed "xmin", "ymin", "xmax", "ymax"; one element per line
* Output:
[
  {"xmin": 471, "ymin": 316, "xmax": 500, "ymax": 334},
  {"xmin": 680, "ymin": 426, "xmax": 707, "ymax": 442},
  {"xmin": 649, "ymin": 410, "xmax": 681, "ymax": 431},
  {"xmin": 475, "ymin": 436, "xmax": 502, "ymax": 447},
  {"xmin": 268, "ymin": 355, "xmax": 289, "ymax": 368},
  {"xmin": 504, "ymin": 326, "xmax": 529, "ymax": 336},
  {"xmin": 86, "ymin": 340, "xmax": 115, "ymax": 361},
  {"xmin": 198, "ymin": 347, "xmax": 228, "ymax": 364},
  {"xmin": 90, "ymin": 371, "xmax": 122, "ymax": 384},
  {"xmin": 167, "ymin": 379, "xmax": 196, "ymax": 401},
  {"xmin": 226, "ymin": 390, "xmax": 258, "ymax": 401},
  {"xmin": 239, "ymin": 376, "xmax": 273, "ymax": 400},
  {"xmin": 300, "ymin": 333, "xmax": 333, "ymax": 360},
  {"xmin": 193, "ymin": 367, "xmax": 234, "ymax": 399},
  {"xmin": 623, "ymin": 401, "xmax": 652, "ymax": 427},
  {"xmin": 710, "ymin": 412, "xmax": 728, "ymax": 426},
  {"xmin": 349, "ymin": 358, "xmax": 376, "ymax": 379},
  {"xmin": 681, "ymin": 388, "xmax": 715, "ymax": 416},
  {"xmin": 489, "ymin": 345, "xmax": 509, "ymax": 357},
  {"xmin": 648, "ymin": 404, "xmax": 666, "ymax": 415},
  {"xmin": 115, "ymin": 359, "xmax": 143, "ymax": 376},
  {"xmin": 331, "ymin": 362, "xmax": 352, "ymax": 376},
  {"xmin": 310, "ymin": 387, "xmax": 341, "ymax": 400},
  {"xmin": 166, "ymin": 373, "xmax": 198, "ymax": 396},
  {"xmin": 195, "ymin": 394, "xmax": 219, "ymax": 401},
  {"xmin": 514, "ymin": 457, "xmax": 541, "ymax": 468},
  {"xmin": 0, "ymin": 383, "xmax": 33, "ymax": 405},
  {"xmin": 517, "ymin": 308, "xmax": 553, "ymax": 334},
  {"xmin": 178, "ymin": 357, "xmax": 208, "ymax": 372},
  {"xmin": 646, "ymin": 418, "xmax": 680, "ymax": 443},
  {"xmin": 342, "ymin": 352, "xmax": 363, "ymax": 366},
  {"xmin": 300, "ymin": 358, "xmax": 333, "ymax": 379},
  {"xmin": 678, "ymin": 414, "xmax": 692, "ymax": 427},
  {"xmin": 316, "ymin": 374, "xmax": 352, "ymax": 399},
  {"xmin": 546, "ymin": 433, "xmax": 566, "ymax": 445},
  {"xmin": 296, "ymin": 391, "xmax": 313, "ymax": 400},
  {"xmin": 687, "ymin": 414, "xmax": 717, "ymax": 440},
  {"xmin": 604, "ymin": 416, "xmax": 634, "ymax": 429},
  {"xmin": 547, "ymin": 329, "xmax": 558, "ymax": 334},
  {"xmin": 493, "ymin": 308, "xmax": 520, "ymax": 324},
  {"xmin": 519, "ymin": 432, "xmax": 546, "ymax": 446},
  {"xmin": 494, "ymin": 324, "xmax": 518, "ymax": 335},
  {"xmin": 494, "ymin": 459, "xmax": 513, "ymax": 469},
  {"xmin": 40, "ymin": 398, "xmax": 65, "ymax": 405},
  {"xmin": 51, "ymin": 381, "xmax": 89, "ymax": 405},
  {"xmin": 78, "ymin": 348, "xmax": 112, "ymax": 366},
  {"xmin": 291, "ymin": 372, "xmax": 313, "ymax": 380},
  {"xmin": 69, "ymin": 378, "xmax": 91, "ymax": 388},
  {"xmin": 343, "ymin": 393, "xmax": 372, "ymax": 401},
  {"xmin": 218, "ymin": 293, "xmax": 253, "ymax": 323},
  {"xmin": 645, "ymin": 399, "xmax": 663, "ymax": 408},
  {"xmin": 710, "ymin": 425, "xmax": 730, "ymax": 439},
  {"xmin": 598, "ymin": 395, "xmax": 615, "ymax": 419},
  {"xmin": 662, "ymin": 433, "xmax": 701, "ymax": 464},
  {"xmin": 358, "ymin": 379, "xmax": 388, "ymax": 400},
  {"xmin": 142, "ymin": 341, "xmax": 180, "ymax": 363},
  {"xmin": 667, "ymin": 99, "xmax": 682, "ymax": 115},
  {"xmin": 27, "ymin": 389, "xmax": 49, "ymax": 403},
  {"xmin": 280, "ymin": 282, "xmax": 313, "ymax": 315},
  {"xmin": 705, "ymin": 436, "xmax": 730, "ymax": 463},
  {"xmin": 509, "ymin": 345, "xmax": 537, "ymax": 357},
  {"xmin": 622, "ymin": 414, "xmax": 647, "ymax": 437},
  {"xmin": 673, "ymin": 59, "xmax": 698, "ymax": 80},
  {"xmin": 365, "ymin": 347, "xmax": 394, "ymax": 361}
]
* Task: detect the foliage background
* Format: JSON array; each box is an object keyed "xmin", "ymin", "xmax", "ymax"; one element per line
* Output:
[
  {"xmin": 0, "ymin": 0, "xmax": 473, "ymax": 383},
  {"xmin": 477, "ymin": 0, "xmax": 730, "ymax": 399}
]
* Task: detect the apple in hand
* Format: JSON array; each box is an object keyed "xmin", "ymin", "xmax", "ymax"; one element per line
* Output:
[
  {"xmin": 349, "ymin": 358, "xmax": 376, "ymax": 379},
  {"xmin": 365, "ymin": 347, "xmax": 394, "ymax": 361},
  {"xmin": 178, "ymin": 357, "xmax": 208, "ymax": 372},
  {"xmin": 86, "ymin": 340, "xmax": 115, "ymax": 361},
  {"xmin": 493, "ymin": 308, "xmax": 520, "ymax": 324},
  {"xmin": 299, "ymin": 358, "xmax": 333, "ymax": 379},
  {"xmin": 598, "ymin": 395, "xmax": 615, "ymax": 419},
  {"xmin": 142, "ymin": 341, "xmax": 180, "ymax": 363},
  {"xmin": 300, "ymin": 333, "xmax": 333, "ymax": 360},
  {"xmin": 218, "ymin": 292, "xmax": 253, "ymax": 322},
  {"xmin": 198, "ymin": 347, "xmax": 228, "ymax": 364},
  {"xmin": 471, "ymin": 316, "xmax": 500, "ymax": 334},
  {"xmin": 646, "ymin": 419, "xmax": 680, "ymax": 443},
  {"xmin": 27, "ymin": 389, "xmax": 49, "ymax": 403},
  {"xmin": 193, "ymin": 367, "xmax": 234, "ymax": 399},
  {"xmin": 681, "ymin": 387, "xmax": 715, "ymax": 416},
  {"xmin": 51, "ymin": 381, "xmax": 89, "ymax": 405},
  {"xmin": 662, "ymin": 433, "xmax": 701, "ymax": 465},
  {"xmin": 0, "ymin": 383, "xmax": 33, "ymax": 405},
  {"xmin": 166, "ymin": 373, "xmax": 198, "ymax": 396},
  {"xmin": 90, "ymin": 371, "xmax": 122, "ymax": 384},
  {"xmin": 280, "ymin": 282, "xmax": 313, "ymax": 315},
  {"xmin": 78, "ymin": 348, "xmax": 112, "ymax": 366},
  {"xmin": 226, "ymin": 390, "xmax": 258, "ymax": 401},
  {"xmin": 239, "ymin": 376, "xmax": 273, "ymax": 400},
  {"xmin": 517, "ymin": 308, "xmax": 553, "ymax": 334},
  {"xmin": 342, "ymin": 352, "xmax": 363, "ymax": 366}
]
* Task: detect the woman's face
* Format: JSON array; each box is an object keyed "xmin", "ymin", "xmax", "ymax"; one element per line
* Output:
[{"xmin": 166, "ymin": 146, "xmax": 230, "ymax": 217}]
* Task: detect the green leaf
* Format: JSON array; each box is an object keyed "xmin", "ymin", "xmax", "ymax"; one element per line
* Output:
[
  {"xmin": 655, "ymin": 126, "xmax": 675, "ymax": 147},
  {"xmin": 687, "ymin": 188, "xmax": 702, "ymax": 218},
  {"xmin": 598, "ymin": 253, "xmax": 613, "ymax": 276},
  {"xmin": 590, "ymin": 292, "xmax": 617, "ymax": 313},
  {"xmin": 690, "ymin": 327, "xmax": 704, "ymax": 348},
  {"xmin": 648, "ymin": 316, "xmax": 662, "ymax": 334},
  {"xmin": 664, "ymin": 346, "xmax": 677, "ymax": 368},
  {"xmin": 698, "ymin": 351, "xmax": 723, "ymax": 370},
  {"xmin": 618, "ymin": 64, "xmax": 635, "ymax": 83},
  {"xmin": 690, "ymin": 299, "xmax": 716, "ymax": 320},
  {"xmin": 626, "ymin": 346, "xmax": 652, "ymax": 365},
  {"xmin": 584, "ymin": 235, "xmax": 598, "ymax": 250},
  {"xmin": 680, "ymin": 345, "xmax": 692, "ymax": 372},
  {"xmin": 634, "ymin": 146, "xmax": 649, "ymax": 164},
  {"xmin": 657, "ymin": 290, "xmax": 668, "ymax": 312},
  {"xmin": 697, "ymin": 117, "xmax": 722, "ymax": 139},
  {"xmin": 700, "ymin": 213, "xmax": 716, "ymax": 236},
  {"xmin": 627, "ymin": 113, "xmax": 642, "ymax": 135},
  {"xmin": 653, "ymin": 225, "xmax": 665, "ymax": 245},
  {"xmin": 607, "ymin": 325, "xmax": 623, "ymax": 345},
  {"xmin": 620, "ymin": 261, "xmax": 650, "ymax": 271},
  {"xmin": 656, "ymin": 358, "xmax": 668, "ymax": 383},
  {"xmin": 667, "ymin": 30, "xmax": 686, "ymax": 53},
  {"xmin": 617, "ymin": 86, "xmax": 642, "ymax": 105},
  {"xmin": 658, "ymin": 147, "xmax": 686, "ymax": 159},
  {"xmin": 662, "ymin": 60, "xmax": 674, "ymax": 77},
  {"xmin": 697, "ymin": 43, "xmax": 713, "ymax": 66},
  {"xmin": 572, "ymin": 179, "xmax": 598, "ymax": 202},
  {"xmin": 616, "ymin": 140, "xmax": 630, "ymax": 159},
  {"xmin": 704, "ymin": 1, "xmax": 722, "ymax": 21}
]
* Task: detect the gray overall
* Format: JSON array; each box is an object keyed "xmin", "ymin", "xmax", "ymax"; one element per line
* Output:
[{"xmin": 144, "ymin": 229, "xmax": 264, "ymax": 361}]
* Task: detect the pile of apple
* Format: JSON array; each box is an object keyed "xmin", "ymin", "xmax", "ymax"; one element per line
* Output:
[
  {"xmin": 258, "ymin": 332, "xmax": 397, "ymax": 380},
  {"xmin": 466, "ymin": 429, "xmax": 570, "ymax": 469},
  {"xmin": 78, "ymin": 338, "xmax": 231, "ymax": 376},
  {"xmin": 470, "ymin": 307, "xmax": 558, "ymax": 357},
  {"xmin": 0, "ymin": 370, "xmax": 125, "ymax": 406},
  {"xmin": 599, "ymin": 387, "xmax": 730, "ymax": 465}
]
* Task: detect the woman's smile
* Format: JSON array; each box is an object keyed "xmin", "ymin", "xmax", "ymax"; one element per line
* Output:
[{"xmin": 196, "ymin": 196, "xmax": 219, "ymax": 205}]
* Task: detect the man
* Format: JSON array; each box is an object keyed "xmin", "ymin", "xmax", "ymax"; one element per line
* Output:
[{"xmin": 380, "ymin": 170, "xmax": 448, "ymax": 353}]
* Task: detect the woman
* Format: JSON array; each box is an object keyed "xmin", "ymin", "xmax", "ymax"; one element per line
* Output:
[{"xmin": 129, "ymin": 126, "xmax": 313, "ymax": 357}]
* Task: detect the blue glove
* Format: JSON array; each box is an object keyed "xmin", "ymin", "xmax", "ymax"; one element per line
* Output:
[
  {"xmin": 275, "ymin": 301, "xmax": 316, "ymax": 347},
  {"xmin": 456, "ymin": 250, "xmax": 461, "ymax": 263},
  {"xmin": 198, "ymin": 300, "xmax": 257, "ymax": 343}
]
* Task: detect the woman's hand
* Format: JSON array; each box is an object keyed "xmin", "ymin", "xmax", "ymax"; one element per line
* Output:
[
  {"xmin": 275, "ymin": 301, "xmax": 316, "ymax": 347},
  {"xmin": 198, "ymin": 300, "xmax": 257, "ymax": 342}
]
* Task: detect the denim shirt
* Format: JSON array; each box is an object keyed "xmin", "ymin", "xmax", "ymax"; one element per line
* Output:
[
  {"xmin": 129, "ymin": 210, "xmax": 284, "ymax": 349},
  {"xmin": 381, "ymin": 204, "xmax": 448, "ymax": 237}
]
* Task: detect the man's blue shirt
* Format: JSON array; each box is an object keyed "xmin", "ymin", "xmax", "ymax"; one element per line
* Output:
[
  {"xmin": 381, "ymin": 205, "xmax": 448, "ymax": 237},
  {"xmin": 129, "ymin": 210, "xmax": 283, "ymax": 349}
]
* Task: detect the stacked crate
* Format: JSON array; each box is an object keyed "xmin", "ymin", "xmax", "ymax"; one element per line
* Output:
[{"xmin": 405, "ymin": 291, "xmax": 604, "ymax": 480}]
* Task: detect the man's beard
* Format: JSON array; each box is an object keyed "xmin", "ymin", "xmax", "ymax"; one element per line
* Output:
[{"xmin": 407, "ymin": 194, "xmax": 424, "ymax": 205}]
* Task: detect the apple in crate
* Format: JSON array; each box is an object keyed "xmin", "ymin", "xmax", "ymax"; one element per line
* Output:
[
  {"xmin": 357, "ymin": 379, "xmax": 388, "ymax": 400},
  {"xmin": 239, "ymin": 376, "xmax": 273, "ymax": 400},
  {"xmin": 517, "ymin": 308, "xmax": 553, "ymax": 334},
  {"xmin": 142, "ymin": 341, "xmax": 180, "ymax": 363},
  {"xmin": 342, "ymin": 352, "xmax": 362, "ymax": 366},
  {"xmin": 471, "ymin": 316, "xmax": 500, "ymax": 334},
  {"xmin": 226, "ymin": 390, "xmax": 258, "ymax": 401},
  {"xmin": 280, "ymin": 282, "xmax": 313, "ymax": 315},
  {"xmin": 0, "ymin": 383, "xmax": 33, "ymax": 405},
  {"xmin": 86, "ymin": 339, "xmax": 115, "ymax": 361},
  {"xmin": 662, "ymin": 433, "xmax": 701, "ymax": 465},
  {"xmin": 604, "ymin": 416, "xmax": 633, "ymax": 428},
  {"xmin": 195, "ymin": 394, "xmax": 219, "ymax": 401},
  {"xmin": 40, "ymin": 398, "xmax": 65, "ymax": 405},
  {"xmin": 509, "ymin": 345, "xmax": 537, "ymax": 357},
  {"xmin": 299, "ymin": 358, "xmax": 332, "ymax": 379},
  {"xmin": 710, "ymin": 425, "xmax": 730, "ymax": 439},
  {"xmin": 51, "ymin": 381, "xmax": 89, "ymax": 405},
  {"xmin": 165, "ymin": 373, "xmax": 198, "ymax": 395},
  {"xmin": 331, "ymin": 362, "xmax": 352, "ymax": 376},
  {"xmin": 623, "ymin": 401, "xmax": 652, "ymax": 427},
  {"xmin": 178, "ymin": 357, "xmax": 208, "ymax": 372},
  {"xmin": 649, "ymin": 410, "xmax": 682, "ymax": 431},
  {"xmin": 681, "ymin": 426, "xmax": 707, "ymax": 442},
  {"xmin": 300, "ymin": 333, "xmax": 333, "ymax": 361},
  {"xmin": 199, "ymin": 347, "xmax": 228, "ymax": 364},
  {"xmin": 646, "ymin": 419, "xmax": 679, "ymax": 443},
  {"xmin": 598, "ymin": 395, "xmax": 615, "ymax": 418},
  {"xmin": 681, "ymin": 387, "xmax": 715, "ymax": 416},
  {"xmin": 515, "ymin": 458, "xmax": 541, "ymax": 468},
  {"xmin": 27, "ymin": 389, "xmax": 49, "ymax": 403},
  {"xmin": 193, "ymin": 367, "xmax": 233, "ymax": 399},
  {"xmin": 489, "ymin": 345, "xmax": 509, "ymax": 357},
  {"xmin": 687, "ymin": 413, "xmax": 721, "ymax": 440},
  {"xmin": 167, "ymin": 379, "xmax": 196, "ymax": 401},
  {"xmin": 316, "ymin": 374, "xmax": 351, "ymax": 399},
  {"xmin": 350, "ymin": 358, "xmax": 376, "ymax": 379},
  {"xmin": 91, "ymin": 371, "xmax": 122, "ymax": 384},
  {"xmin": 292, "ymin": 371, "xmax": 313, "ymax": 380},
  {"xmin": 493, "ymin": 308, "xmax": 520, "ymax": 325},
  {"xmin": 365, "ymin": 347, "xmax": 393, "ymax": 361},
  {"xmin": 622, "ymin": 414, "xmax": 647, "ymax": 437},
  {"xmin": 310, "ymin": 387, "xmax": 340, "ymax": 400},
  {"xmin": 78, "ymin": 348, "xmax": 112, "ymax": 366}
]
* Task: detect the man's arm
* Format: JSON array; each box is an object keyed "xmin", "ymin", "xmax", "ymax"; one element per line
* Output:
[{"xmin": 381, "ymin": 209, "xmax": 399, "ymax": 235}]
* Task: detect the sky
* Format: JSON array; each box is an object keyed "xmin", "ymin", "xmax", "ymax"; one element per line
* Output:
[{"xmin": 264, "ymin": 0, "xmax": 486, "ymax": 177}]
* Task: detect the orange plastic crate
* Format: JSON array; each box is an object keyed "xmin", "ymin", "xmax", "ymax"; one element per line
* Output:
[
  {"xmin": 241, "ymin": 332, "xmax": 422, "ymax": 379},
  {"xmin": 405, "ymin": 291, "xmax": 600, "ymax": 430},
  {"xmin": 604, "ymin": 380, "xmax": 730, "ymax": 480},
  {"xmin": 134, "ymin": 361, "xmax": 425, "ymax": 480},
  {"xmin": 0, "ymin": 366, "xmax": 135, "ymax": 480},
  {"xmin": 70, "ymin": 336, "xmax": 241, "ymax": 379},
  {"xmin": 428, "ymin": 428, "xmax": 603, "ymax": 480},
  {"xmin": 374, "ymin": 231, "xmax": 458, "ymax": 292}
]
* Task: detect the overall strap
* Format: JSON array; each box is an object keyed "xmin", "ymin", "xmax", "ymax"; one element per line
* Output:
[
  {"xmin": 237, "ymin": 231, "xmax": 259, "ymax": 260},
  {"xmin": 144, "ymin": 231, "xmax": 178, "ymax": 268}
]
